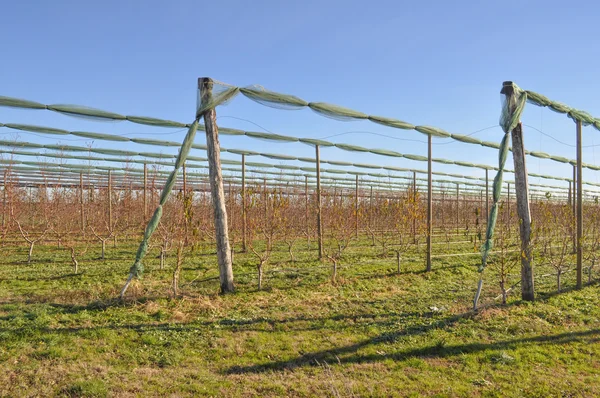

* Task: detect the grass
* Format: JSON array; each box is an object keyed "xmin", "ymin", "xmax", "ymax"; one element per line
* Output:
[{"xmin": 0, "ymin": 234, "xmax": 599, "ymax": 397}]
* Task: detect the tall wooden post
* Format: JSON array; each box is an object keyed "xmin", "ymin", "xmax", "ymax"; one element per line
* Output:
[
  {"xmin": 182, "ymin": 163, "xmax": 187, "ymax": 195},
  {"xmin": 199, "ymin": 77, "xmax": 234, "ymax": 293},
  {"xmin": 456, "ymin": 183, "xmax": 459, "ymax": 235},
  {"xmin": 507, "ymin": 182, "xmax": 511, "ymax": 237},
  {"xmin": 316, "ymin": 145, "xmax": 323, "ymax": 260},
  {"xmin": 355, "ymin": 175, "xmax": 359, "ymax": 238},
  {"xmin": 412, "ymin": 171, "xmax": 417, "ymax": 244},
  {"xmin": 80, "ymin": 172, "xmax": 85, "ymax": 231},
  {"xmin": 503, "ymin": 81, "xmax": 534, "ymax": 301},
  {"xmin": 485, "ymin": 168, "xmax": 489, "ymax": 224},
  {"xmin": 568, "ymin": 180, "xmax": 572, "ymax": 206},
  {"xmin": 2, "ymin": 170, "xmax": 6, "ymax": 229},
  {"xmin": 576, "ymin": 120, "xmax": 583, "ymax": 288},
  {"xmin": 305, "ymin": 175, "xmax": 309, "ymax": 239},
  {"xmin": 108, "ymin": 170, "xmax": 113, "ymax": 228},
  {"xmin": 426, "ymin": 134, "xmax": 432, "ymax": 272},
  {"xmin": 573, "ymin": 164, "xmax": 576, "ymax": 217},
  {"xmin": 241, "ymin": 154, "xmax": 247, "ymax": 252},
  {"xmin": 143, "ymin": 163, "xmax": 148, "ymax": 218},
  {"xmin": 369, "ymin": 185, "xmax": 373, "ymax": 232}
]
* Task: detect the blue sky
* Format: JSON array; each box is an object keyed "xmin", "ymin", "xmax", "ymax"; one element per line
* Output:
[{"xmin": 1, "ymin": 0, "xmax": 600, "ymax": 193}]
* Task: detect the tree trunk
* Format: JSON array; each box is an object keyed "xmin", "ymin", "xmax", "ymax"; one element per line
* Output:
[
  {"xmin": 257, "ymin": 262, "xmax": 263, "ymax": 290},
  {"xmin": 101, "ymin": 240, "xmax": 106, "ymax": 260},
  {"xmin": 396, "ymin": 252, "xmax": 401, "ymax": 274},
  {"xmin": 28, "ymin": 241, "xmax": 34, "ymax": 264},
  {"xmin": 557, "ymin": 270, "xmax": 562, "ymax": 293},
  {"xmin": 70, "ymin": 247, "xmax": 78, "ymax": 274}
]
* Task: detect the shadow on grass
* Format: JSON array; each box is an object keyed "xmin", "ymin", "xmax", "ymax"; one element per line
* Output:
[{"xmin": 224, "ymin": 326, "xmax": 600, "ymax": 375}]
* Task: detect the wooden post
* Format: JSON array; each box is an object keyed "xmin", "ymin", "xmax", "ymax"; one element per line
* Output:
[
  {"xmin": 108, "ymin": 170, "xmax": 113, "ymax": 228},
  {"xmin": 369, "ymin": 185, "xmax": 373, "ymax": 232},
  {"xmin": 182, "ymin": 163, "xmax": 187, "ymax": 195},
  {"xmin": 507, "ymin": 182, "xmax": 511, "ymax": 237},
  {"xmin": 568, "ymin": 180, "xmax": 572, "ymax": 206},
  {"xmin": 355, "ymin": 175, "xmax": 359, "ymax": 238},
  {"xmin": 412, "ymin": 171, "xmax": 417, "ymax": 244},
  {"xmin": 241, "ymin": 154, "xmax": 247, "ymax": 253},
  {"xmin": 199, "ymin": 77, "xmax": 234, "ymax": 293},
  {"xmin": 502, "ymin": 81, "xmax": 534, "ymax": 301},
  {"xmin": 80, "ymin": 172, "xmax": 84, "ymax": 231},
  {"xmin": 573, "ymin": 164, "xmax": 576, "ymax": 217},
  {"xmin": 2, "ymin": 170, "xmax": 6, "ymax": 229},
  {"xmin": 576, "ymin": 120, "xmax": 583, "ymax": 289},
  {"xmin": 305, "ymin": 175, "xmax": 309, "ymax": 239},
  {"xmin": 316, "ymin": 145, "xmax": 323, "ymax": 260},
  {"xmin": 456, "ymin": 183, "xmax": 459, "ymax": 235},
  {"xmin": 485, "ymin": 169, "xmax": 489, "ymax": 224},
  {"xmin": 426, "ymin": 134, "xmax": 432, "ymax": 272},
  {"xmin": 143, "ymin": 163, "xmax": 148, "ymax": 218}
]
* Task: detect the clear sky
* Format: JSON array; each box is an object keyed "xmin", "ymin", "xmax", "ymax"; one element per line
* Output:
[{"xmin": 1, "ymin": 0, "xmax": 600, "ymax": 192}]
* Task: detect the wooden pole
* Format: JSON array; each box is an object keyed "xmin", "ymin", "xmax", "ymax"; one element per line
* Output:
[
  {"xmin": 412, "ymin": 171, "xmax": 417, "ymax": 244},
  {"xmin": 426, "ymin": 134, "xmax": 432, "ymax": 272},
  {"xmin": 143, "ymin": 163, "xmax": 148, "ymax": 219},
  {"xmin": 502, "ymin": 81, "xmax": 534, "ymax": 301},
  {"xmin": 183, "ymin": 163, "xmax": 187, "ymax": 196},
  {"xmin": 108, "ymin": 170, "xmax": 113, "ymax": 228},
  {"xmin": 80, "ymin": 172, "xmax": 84, "ymax": 231},
  {"xmin": 242, "ymin": 153, "xmax": 247, "ymax": 253},
  {"xmin": 568, "ymin": 180, "xmax": 572, "ymax": 206},
  {"xmin": 573, "ymin": 164, "xmax": 576, "ymax": 217},
  {"xmin": 456, "ymin": 183, "xmax": 459, "ymax": 235},
  {"xmin": 2, "ymin": 170, "xmax": 6, "ymax": 229},
  {"xmin": 199, "ymin": 77, "xmax": 234, "ymax": 293},
  {"xmin": 507, "ymin": 182, "xmax": 511, "ymax": 237},
  {"xmin": 316, "ymin": 145, "xmax": 323, "ymax": 260},
  {"xmin": 355, "ymin": 175, "xmax": 359, "ymax": 238},
  {"xmin": 576, "ymin": 120, "xmax": 583, "ymax": 289},
  {"xmin": 485, "ymin": 169, "xmax": 489, "ymax": 224},
  {"xmin": 305, "ymin": 175, "xmax": 309, "ymax": 239}
]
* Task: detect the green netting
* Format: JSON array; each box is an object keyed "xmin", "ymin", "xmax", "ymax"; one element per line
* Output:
[
  {"xmin": 308, "ymin": 102, "xmax": 369, "ymax": 121},
  {"xmin": 415, "ymin": 126, "xmax": 452, "ymax": 138},
  {"xmin": 239, "ymin": 86, "xmax": 308, "ymax": 110},
  {"xmin": 476, "ymin": 83, "xmax": 527, "ymax": 309},
  {"xmin": 71, "ymin": 131, "xmax": 131, "ymax": 142},
  {"xmin": 5, "ymin": 123, "xmax": 69, "ymax": 135},
  {"xmin": 451, "ymin": 134, "xmax": 482, "ymax": 145},
  {"xmin": 127, "ymin": 120, "xmax": 198, "ymax": 280},
  {"xmin": 125, "ymin": 116, "xmax": 187, "ymax": 128},
  {"xmin": 48, "ymin": 104, "xmax": 126, "ymax": 120},
  {"xmin": 0, "ymin": 96, "xmax": 46, "ymax": 109},
  {"xmin": 298, "ymin": 138, "xmax": 335, "ymax": 147},
  {"xmin": 368, "ymin": 115, "xmax": 415, "ymax": 130},
  {"xmin": 245, "ymin": 131, "xmax": 298, "ymax": 142},
  {"xmin": 525, "ymin": 89, "xmax": 600, "ymax": 131},
  {"xmin": 335, "ymin": 143, "xmax": 369, "ymax": 153},
  {"xmin": 195, "ymin": 86, "xmax": 240, "ymax": 117}
]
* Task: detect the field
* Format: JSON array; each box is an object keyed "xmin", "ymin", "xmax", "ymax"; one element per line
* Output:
[{"xmin": 1, "ymin": 233, "xmax": 599, "ymax": 397}]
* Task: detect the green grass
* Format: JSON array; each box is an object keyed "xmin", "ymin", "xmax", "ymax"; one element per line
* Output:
[{"xmin": 0, "ymin": 236, "xmax": 599, "ymax": 397}]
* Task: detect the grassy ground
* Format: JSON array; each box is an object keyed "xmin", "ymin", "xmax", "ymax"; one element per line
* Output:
[{"xmin": 0, "ymin": 235, "xmax": 599, "ymax": 397}]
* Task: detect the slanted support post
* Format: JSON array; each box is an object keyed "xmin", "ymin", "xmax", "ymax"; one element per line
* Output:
[
  {"xmin": 426, "ymin": 134, "xmax": 432, "ymax": 272},
  {"xmin": 242, "ymin": 153, "xmax": 247, "ymax": 253},
  {"xmin": 576, "ymin": 120, "xmax": 583, "ymax": 289},
  {"xmin": 316, "ymin": 145, "xmax": 323, "ymax": 260},
  {"xmin": 199, "ymin": 77, "xmax": 234, "ymax": 293},
  {"xmin": 502, "ymin": 81, "xmax": 534, "ymax": 301}
]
